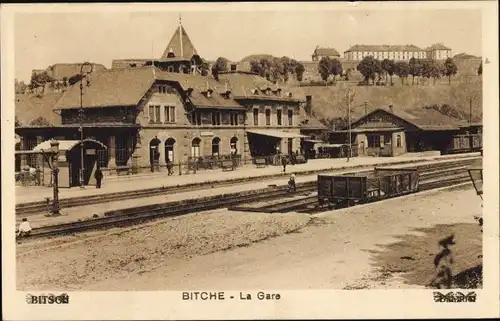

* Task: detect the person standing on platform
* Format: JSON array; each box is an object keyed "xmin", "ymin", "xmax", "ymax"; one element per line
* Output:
[
  {"xmin": 94, "ymin": 165, "xmax": 103, "ymax": 189},
  {"xmin": 281, "ymin": 155, "xmax": 288, "ymax": 173},
  {"xmin": 166, "ymin": 158, "xmax": 174, "ymax": 176}
]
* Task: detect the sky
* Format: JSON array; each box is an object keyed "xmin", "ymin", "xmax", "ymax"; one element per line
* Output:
[{"xmin": 14, "ymin": 6, "xmax": 482, "ymax": 82}]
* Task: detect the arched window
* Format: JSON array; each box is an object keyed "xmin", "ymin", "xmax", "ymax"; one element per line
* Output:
[
  {"xmin": 230, "ymin": 136, "xmax": 239, "ymax": 154},
  {"xmin": 165, "ymin": 138, "xmax": 176, "ymax": 163},
  {"xmin": 167, "ymin": 66, "xmax": 174, "ymax": 73},
  {"xmin": 212, "ymin": 137, "xmax": 221, "ymax": 156},
  {"xmin": 149, "ymin": 137, "xmax": 161, "ymax": 165},
  {"xmin": 191, "ymin": 137, "xmax": 201, "ymax": 158}
]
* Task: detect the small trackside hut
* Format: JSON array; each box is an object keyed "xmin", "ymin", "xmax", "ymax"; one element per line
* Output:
[{"xmin": 317, "ymin": 167, "xmax": 419, "ymax": 208}]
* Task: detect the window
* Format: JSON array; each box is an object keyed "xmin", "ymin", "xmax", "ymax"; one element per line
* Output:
[
  {"xmin": 287, "ymin": 110, "xmax": 293, "ymax": 126},
  {"xmin": 396, "ymin": 135, "xmax": 402, "ymax": 148},
  {"xmin": 164, "ymin": 106, "xmax": 175, "ymax": 123},
  {"xmin": 149, "ymin": 106, "xmax": 155, "ymax": 123},
  {"xmin": 191, "ymin": 111, "xmax": 201, "ymax": 125},
  {"xmin": 212, "ymin": 137, "xmax": 221, "ymax": 156},
  {"xmin": 277, "ymin": 109, "xmax": 282, "ymax": 126},
  {"xmin": 265, "ymin": 109, "xmax": 271, "ymax": 126},
  {"xmin": 253, "ymin": 109, "xmax": 259, "ymax": 125},
  {"xmin": 159, "ymin": 86, "xmax": 167, "ymax": 94},
  {"xmin": 230, "ymin": 112, "xmax": 239, "ymax": 126},
  {"xmin": 149, "ymin": 105, "xmax": 161, "ymax": 123},
  {"xmin": 230, "ymin": 136, "xmax": 238, "ymax": 154},
  {"xmin": 191, "ymin": 138, "xmax": 201, "ymax": 157},
  {"xmin": 211, "ymin": 111, "xmax": 221, "ymax": 126},
  {"xmin": 367, "ymin": 134, "xmax": 381, "ymax": 148}
]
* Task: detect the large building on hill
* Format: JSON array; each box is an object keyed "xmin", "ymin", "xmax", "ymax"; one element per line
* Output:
[
  {"xmin": 311, "ymin": 46, "xmax": 341, "ymax": 61},
  {"xmin": 16, "ymin": 67, "xmax": 308, "ymax": 186},
  {"xmin": 344, "ymin": 44, "xmax": 427, "ymax": 61},
  {"xmin": 31, "ymin": 63, "xmax": 107, "ymax": 81},
  {"xmin": 424, "ymin": 43, "xmax": 452, "ymax": 60}
]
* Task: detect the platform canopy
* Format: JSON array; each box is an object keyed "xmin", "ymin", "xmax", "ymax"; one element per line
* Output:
[
  {"xmin": 246, "ymin": 129, "xmax": 309, "ymax": 139},
  {"xmin": 33, "ymin": 139, "xmax": 107, "ymax": 152}
]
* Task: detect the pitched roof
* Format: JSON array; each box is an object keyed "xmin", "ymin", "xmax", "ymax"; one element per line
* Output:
[
  {"xmin": 218, "ymin": 71, "xmax": 305, "ymax": 102},
  {"xmin": 345, "ymin": 44, "xmax": 423, "ymax": 53},
  {"xmin": 54, "ymin": 67, "xmax": 156, "ymax": 110},
  {"xmin": 53, "ymin": 67, "xmax": 243, "ymax": 110},
  {"xmin": 425, "ymin": 43, "xmax": 451, "ymax": 51},
  {"xmin": 299, "ymin": 117, "xmax": 329, "ymax": 130},
  {"xmin": 15, "ymin": 93, "xmax": 63, "ymax": 126},
  {"xmin": 313, "ymin": 47, "xmax": 340, "ymax": 57},
  {"xmin": 354, "ymin": 107, "xmax": 467, "ymax": 131},
  {"xmin": 161, "ymin": 25, "xmax": 198, "ymax": 60}
]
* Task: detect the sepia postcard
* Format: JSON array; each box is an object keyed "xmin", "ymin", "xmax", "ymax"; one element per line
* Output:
[{"xmin": 2, "ymin": 1, "xmax": 499, "ymax": 320}]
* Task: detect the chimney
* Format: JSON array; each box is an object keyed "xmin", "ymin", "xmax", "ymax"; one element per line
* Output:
[
  {"xmin": 389, "ymin": 104, "xmax": 394, "ymax": 113},
  {"xmin": 306, "ymin": 95, "xmax": 312, "ymax": 117},
  {"xmin": 230, "ymin": 63, "xmax": 237, "ymax": 72}
]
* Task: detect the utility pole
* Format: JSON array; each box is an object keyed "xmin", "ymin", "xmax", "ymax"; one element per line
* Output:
[
  {"xmin": 347, "ymin": 89, "xmax": 352, "ymax": 162},
  {"xmin": 364, "ymin": 101, "xmax": 368, "ymax": 115},
  {"xmin": 469, "ymin": 97, "xmax": 472, "ymax": 124}
]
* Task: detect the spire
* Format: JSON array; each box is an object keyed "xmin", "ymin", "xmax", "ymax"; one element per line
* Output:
[
  {"xmin": 179, "ymin": 13, "xmax": 184, "ymax": 58},
  {"xmin": 161, "ymin": 17, "xmax": 198, "ymax": 60}
]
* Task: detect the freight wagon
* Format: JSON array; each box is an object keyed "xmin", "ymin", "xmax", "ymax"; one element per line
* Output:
[
  {"xmin": 317, "ymin": 168, "xmax": 419, "ymax": 208},
  {"xmin": 449, "ymin": 134, "xmax": 482, "ymax": 154}
]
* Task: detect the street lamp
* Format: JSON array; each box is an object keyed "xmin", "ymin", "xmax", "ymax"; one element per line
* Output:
[
  {"xmin": 79, "ymin": 62, "xmax": 93, "ymax": 188},
  {"xmin": 50, "ymin": 140, "xmax": 60, "ymax": 215}
]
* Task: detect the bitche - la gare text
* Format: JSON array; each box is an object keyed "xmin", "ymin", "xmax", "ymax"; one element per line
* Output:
[{"xmin": 182, "ymin": 291, "xmax": 281, "ymax": 301}]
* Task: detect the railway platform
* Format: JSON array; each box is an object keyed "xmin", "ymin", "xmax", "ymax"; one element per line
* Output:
[
  {"xmin": 14, "ymin": 153, "xmax": 481, "ymax": 231},
  {"xmin": 15, "ymin": 153, "xmax": 480, "ymax": 205}
]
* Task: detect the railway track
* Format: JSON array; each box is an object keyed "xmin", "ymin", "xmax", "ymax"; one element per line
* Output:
[
  {"xmin": 16, "ymin": 156, "xmax": 480, "ymax": 216},
  {"xmin": 18, "ymin": 158, "xmax": 478, "ymax": 241}
]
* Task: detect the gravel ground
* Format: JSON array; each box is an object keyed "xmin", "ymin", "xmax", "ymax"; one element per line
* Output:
[
  {"xmin": 17, "ymin": 185, "xmax": 483, "ymax": 291},
  {"xmin": 16, "ymin": 210, "xmax": 311, "ymax": 290}
]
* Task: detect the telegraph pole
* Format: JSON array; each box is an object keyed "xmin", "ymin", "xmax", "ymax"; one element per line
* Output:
[
  {"xmin": 469, "ymin": 97, "xmax": 472, "ymax": 124},
  {"xmin": 347, "ymin": 89, "xmax": 352, "ymax": 162}
]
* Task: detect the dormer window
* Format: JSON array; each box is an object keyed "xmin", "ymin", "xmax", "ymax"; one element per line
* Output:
[
  {"xmin": 252, "ymin": 89, "xmax": 259, "ymax": 95},
  {"xmin": 186, "ymin": 88, "xmax": 194, "ymax": 97},
  {"xmin": 288, "ymin": 92, "xmax": 293, "ymax": 98},
  {"xmin": 205, "ymin": 89, "xmax": 213, "ymax": 98},
  {"xmin": 276, "ymin": 88, "xmax": 282, "ymax": 96},
  {"xmin": 264, "ymin": 87, "xmax": 272, "ymax": 95},
  {"xmin": 224, "ymin": 91, "xmax": 233, "ymax": 99},
  {"xmin": 167, "ymin": 47, "xmax": 175, "ymax": 58}
]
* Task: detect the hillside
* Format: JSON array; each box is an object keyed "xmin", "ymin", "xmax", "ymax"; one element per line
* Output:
[{"xmin": 292, "ymin": 80, "xmax": 482, "ymax": 122}]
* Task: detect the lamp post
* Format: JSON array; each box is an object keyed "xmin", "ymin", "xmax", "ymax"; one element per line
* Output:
[
  {"xmin": 79, "ymin": 62, "xmax": 93, "ymax": 188},
  {"xmin": 50, "ymin": 140, "xmax": 60, "ymax": 215}
]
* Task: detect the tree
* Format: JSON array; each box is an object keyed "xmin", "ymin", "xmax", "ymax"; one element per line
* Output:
[
  {"xmin": 29, "ymin": 71, "xmax": 53, "ymax": 90},
  {"xmin": 381, "ymin": 59, "xmax": 395, "ymax": 85},
  {"xmin": 408, "ymin": 58, "xmax": 423, "ymax": 85},
  {"xmin": 443, "ymin": 58, "xmax": 458, "ymax": 84},
  {"xmin": 68, "ymin": 74, "xmax": 83, "ymax": 86},
  {"xmin": 477, "ymin": 61, "xmax": 482, "ymax": 76},
  {"xmin": 318, "ymin": 57, "xmax": 332, "ymax": 83},
  {"xmin": 428, "ymin": 60, "xmax": 443, "ymax": 85},
  {"xmin": 330, "ymin": 58, "xmax": 343, "ymax": 84},
  {"xmin": 394, "ymin": 61, "xmax": 409, "ymax": 85},
  {"xmin": 211, "ymin": 57, "xmax": 229, "ymax": 81},
  {"xmin": 295, "ymin": 62, "xmax": 305, "ymax": 81},
  {"xmin": 356, "ymin": 56, "xmax": 380, "ymax": 85}
]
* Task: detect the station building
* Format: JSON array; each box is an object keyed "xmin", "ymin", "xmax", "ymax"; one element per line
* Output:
[
  {"xmin": 15, "ymin": 66, "xmax": 307, "ymax": 185},
  {"xmin": 329, "ymin": 106, "xmax": 482, "ymax": 157}
]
